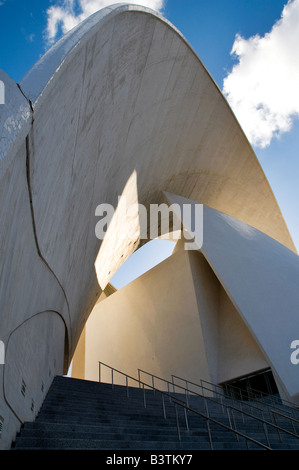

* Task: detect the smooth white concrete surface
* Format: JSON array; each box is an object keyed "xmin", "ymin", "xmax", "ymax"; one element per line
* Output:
[
  {"xmin": 0, "ymin": 3, "xmax": 297, "ymax": 448},
  {"xmin": 77, "ymin": 250, "xmax": 220, "ymax": 388},
  {"xmin": 217, "ymin": 287, "xmax": 269, "ymax": 383},
  {"xmin": 17, "ymin": 3, "xmax": 296, "ymax": 361},
  {"xmin": 20, "ymin": 4, "xmax": 181, "ymax": 108},
  {"xmin": 165, "ymin": 193, "xmax": 299, "ymax": 403},
  {"xmin": 72, "ymin": 248, "xmax": 270, "ymax": 392}
]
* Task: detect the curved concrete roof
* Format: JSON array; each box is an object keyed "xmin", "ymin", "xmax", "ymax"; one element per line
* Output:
[
  {"xmin": 1, "ymin": 4, "xmax": 296, "ymax": 363},
  {"xmin": 19, "ymin": 4, "xmax": 295, "ymax": 246}
]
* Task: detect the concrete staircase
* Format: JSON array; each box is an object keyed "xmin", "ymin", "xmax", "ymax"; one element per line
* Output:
[{"xmin": 11, "ymin": 375, "xmax": 299, "ymax": 450}]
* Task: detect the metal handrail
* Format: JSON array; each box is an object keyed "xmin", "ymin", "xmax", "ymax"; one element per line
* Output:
[
  {"xmin": 199, "ymin": 377, "xmax": 299, "ymax": 422},
  {"xmin": 172, "ymin": 374, "xmax": 299, "ymax": 436},
  {"xmin": 172, "ymin": 373, "xmax": 296, "ymax": 419},
  {"xmin": 98, "ymin": 362, "xmax": 271, "ymax": 450},
  {"xmin": 236, "ymin": 383, "xmax": 297, "ymax": 408},
  {"xmin": 204, "ymin": 376, "xmax": 299, "ymax": 412},
  {"xmin": 137, "ymin": 368, "xmax": 299, "ymax": 444},
  {"xmin": 172, "ymin": 372, "xmax": 299, "ymax": 438},
  {"xmin": 174, "ymin": 374, "xmax": 297, "ymax": 419},
  {"xmin": 172, "ymin": 375, "xmax": 299, "ymax": 437},
  {"xmin": 236, "ymin": 383, "xmax": 299, "ymax": 418}
]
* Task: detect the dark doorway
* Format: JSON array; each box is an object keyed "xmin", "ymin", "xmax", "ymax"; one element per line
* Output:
[{"xmin": 221, "ymin": 368, "xmax": 279, "ymax": 401}]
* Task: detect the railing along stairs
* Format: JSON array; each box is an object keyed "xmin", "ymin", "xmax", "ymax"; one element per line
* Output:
[
  {"xmin": 99, "ymin": 362, "xmax": 299, "ymax": 450},
  {"xmin": 170, "ymin": 375, "xmax": 299, "ymax": 431},
  {"xmin": 138, "ymin": 369, "xmax": 299, "ymax": 448}
]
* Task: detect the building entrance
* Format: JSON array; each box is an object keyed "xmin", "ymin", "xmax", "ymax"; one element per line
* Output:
[{"xmin": 221, "ymin": 368, "xmax": 279, "ymax": 401}]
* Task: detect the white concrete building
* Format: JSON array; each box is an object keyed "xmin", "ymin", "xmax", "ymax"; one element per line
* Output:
[{"xmin": 0, "ymin": 4, "xmax": 298, "ymax": 449}]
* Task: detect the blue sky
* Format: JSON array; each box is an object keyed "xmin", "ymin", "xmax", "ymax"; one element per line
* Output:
[{"xmin": 1, "ymin": 0, "xmax": 299, "ymax": 288}]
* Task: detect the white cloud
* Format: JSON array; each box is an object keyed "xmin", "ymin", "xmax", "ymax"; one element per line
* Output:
[
  {"xmin": 46, "ymin": 0, "xmax": 165, "ymax": 45},
  {"xmin": 222, "ymin": 0, "xmax": 299, "ymax": 148}
]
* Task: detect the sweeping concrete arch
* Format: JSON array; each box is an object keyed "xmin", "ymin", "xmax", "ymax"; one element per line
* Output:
[{"xmin": 0, "ymin": 4, "xmax": 297, "ymax": 448}]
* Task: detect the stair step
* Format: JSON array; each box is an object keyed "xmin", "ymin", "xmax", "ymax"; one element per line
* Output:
[
  {"xmin": 11, "ymin": 375, "xmax": 299, "ymax": 451},
  {"xmin": 12, "ymin": 436, "xmax": 250, "ymax": 450}
]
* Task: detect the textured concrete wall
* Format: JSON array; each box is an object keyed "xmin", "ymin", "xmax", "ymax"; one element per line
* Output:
[{"xmin": 0, "ymin": 72, "xmax": 69, "ymax": 448}]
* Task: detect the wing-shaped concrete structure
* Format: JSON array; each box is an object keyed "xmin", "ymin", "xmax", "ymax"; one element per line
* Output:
[
  {"xmin": 0, "ymin": 4, "xmax": 298, "ymax": 448},
  {"xmin": 166, "ymin": 194, "xmax": 299, "ymax": 402}
]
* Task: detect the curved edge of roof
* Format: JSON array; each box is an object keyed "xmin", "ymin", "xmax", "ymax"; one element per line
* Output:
[
  {"xmin": 4, "ymin": 3, "xmax": 297, "ymax": 253},
  {"xmin": 18, "ymin": 3, "xmax": 229, "ymax": 115},
  {"xmin": 19, "ymin": 3, "xmax": 185, "ymax": 105}
]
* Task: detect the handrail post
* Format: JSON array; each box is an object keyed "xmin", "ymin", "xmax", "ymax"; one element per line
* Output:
[
  {"xmin": 167, "ymin": 381, "xmax": 171, "ymax": 403},
  {"xmin": 97, "ymin": 363, "xmax": 276, "ymax": 451},
  {"xmin": 185, "ymin": 389, "xmax": 189, "ymax": 408},
  {"xmin": 220, "ymin": 395, "xmax": 225, "ymax": 414},
  {"xmin": 227, "ymin": 408, "xmax": 232, "ymax": 430},
  {"xmin": 184, "ymin": 407, "xmax": 189, "ymax": 431},
  {"xmin": 99, "ymin": 362, "xmax": 101, "ymax": 383},
  {"xmin": 185, "ymin": 381, "xmax": 190, "ymax": 408},
  {"xmin": 240, "ymin": 401, "xmax": 245, "ymax": 423},
  {"xmin": 204, "ymin": 397, "xmax": 209, "ymax": 418},
  {"xmin": 171, "ymin": 374, "xmax": 175, "ymax": 390},
  {"xmin": 162, "ymin": 394, "xmax": 166, "ymax": 419},
  {"xmin": 175, "ymin": 404, "xmax": 181, "ymax": 442},
  {"xmin": 206, "ymin": 420, "xmax": 213, "ymax": 450},
  {"xmin": 231, "ymin": 410, "xmax": 239, "ymax": 441},
  {"xmin": 263, "ymin": 422, "xmax": 271, "ymax": 448},
  {"xmin": 143, "ymin": 383, "xmax": 146, "ymax": 408},
  {"xmin": 272, "ymin": 412, "xmax": 282, "ymax": 443}
]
